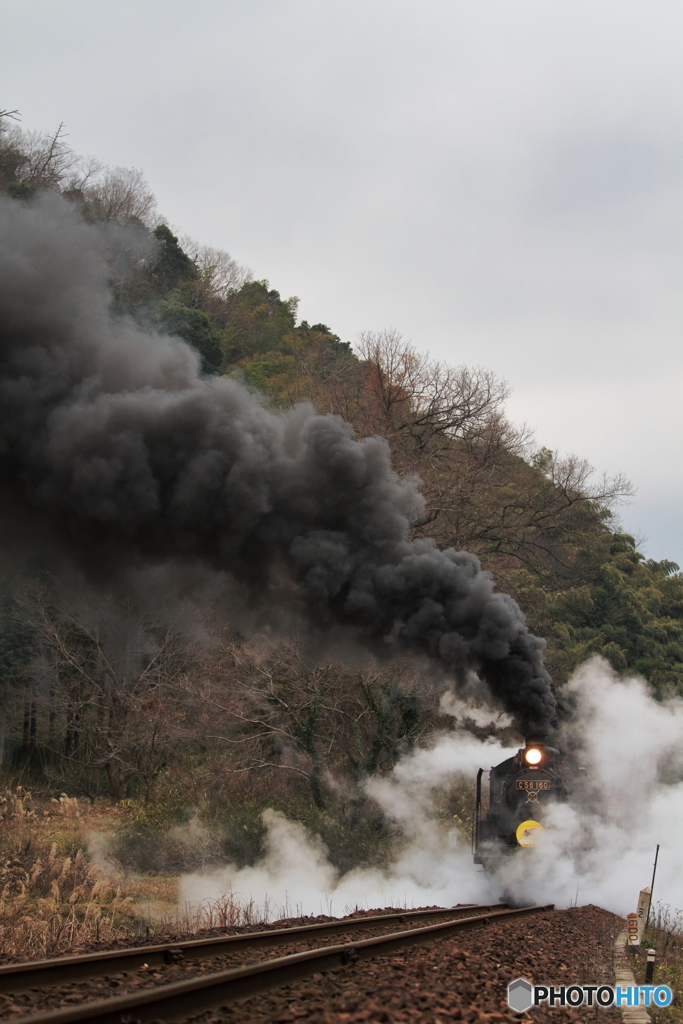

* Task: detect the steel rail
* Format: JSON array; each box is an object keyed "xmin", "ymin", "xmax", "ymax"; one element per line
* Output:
[
  {"xmin": 0, "ymin": 903, "xmax": 508, "ymax": 993},
  {"xmin": 7, "ymin": 904, "xmax": 553, "ymax": 1024}
]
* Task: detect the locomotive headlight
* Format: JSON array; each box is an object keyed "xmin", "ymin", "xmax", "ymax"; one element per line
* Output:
[{"xmin": 524, "ymin": 747, "xmax": 543, "ymax": 765}]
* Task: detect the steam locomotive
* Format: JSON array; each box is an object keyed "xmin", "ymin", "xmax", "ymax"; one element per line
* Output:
[{"xmin": 472, "ymin": 740, "xmax": 581, "ymax": 868}]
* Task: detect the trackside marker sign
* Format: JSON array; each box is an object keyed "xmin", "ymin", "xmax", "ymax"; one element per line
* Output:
[{"xmin": 507, "ymin": 977, "xmax": 673, "ymax": 1013}]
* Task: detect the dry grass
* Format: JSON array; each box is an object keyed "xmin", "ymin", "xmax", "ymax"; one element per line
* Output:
[
  {"xmin": 0, "ymin": 845, "xmax": 137, "ymax": 958},
  {"xmin": 633, "ymin": 904, "xmax": 683, "ymax": 1023},
  {"xmin": 0, "ymin": 788, "xmax": 284, "ymax": 959},
  {"xmin": 0, "ymin": 787, "xmax": 138, "ymax": 958},
  {"xmin": 144, "ymin": 893, "xmax": 270, "ymax": 936}
]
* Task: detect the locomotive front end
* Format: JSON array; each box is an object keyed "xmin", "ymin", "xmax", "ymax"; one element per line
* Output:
[{"xmin": 472, "ymin": 740, "xmax": 573, "ymax": 868}]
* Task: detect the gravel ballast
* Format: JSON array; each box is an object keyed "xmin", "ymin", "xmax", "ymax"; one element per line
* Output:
[{"xmin": 0, "ymin": 905, "xmax": 624, "ymax": 1024}]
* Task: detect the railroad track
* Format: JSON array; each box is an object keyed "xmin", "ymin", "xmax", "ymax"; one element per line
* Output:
[
  {"xmin": 2, "ymin": 903, "xmax": 554, "ymax": 1024},
  {"xmin": 0, "ymin": 903, "xmax": 507, "ymax": 994}
]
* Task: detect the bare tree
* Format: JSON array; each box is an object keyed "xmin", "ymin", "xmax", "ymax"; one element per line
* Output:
[
  {"xmin": 5, "ymin": 123, "xmax": 79, "ymax": 189},
  {"xmin": 0, "ymin": 120, "xmax": 154, "ymax": 224},
  {"xmin": 349, "ymin": 331, "xmax": 633, "ymax": 583},
  {"xmin": 181, "ymin": 634, "xmax": 440, "ymax": 815},
  {"xmin": 61, "ymin": 155, "xmax": 103, "ymax": 193},
  {"xmin": 0, "ymin": 109, "xmax": 20, "ymax": 128},
  {"xmin": 424, "ymin": 445, "xmax": 634, "ymax": 583},
  {"xmin": 355, "ymin": 329, "xmax": 513, "ymax": 456},
  {"xmin": 14, "ymin": 587, "xmax": 195, "ymax": 802},
  {"xmin": 0, "ymin": 121, "xmax": 102, "ymax": 195},
  {"xmin": 83, "ymin": 166, "xmax": 157, "ymax": 225},
  {"xmin": 180, "ymin": 238, "xmax": 253, "ymax": 299}
]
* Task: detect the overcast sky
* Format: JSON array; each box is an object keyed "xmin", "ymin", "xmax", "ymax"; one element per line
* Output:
[{"xmin": 3, "ymin": 0, "xmax": 682, "ymax": 563}]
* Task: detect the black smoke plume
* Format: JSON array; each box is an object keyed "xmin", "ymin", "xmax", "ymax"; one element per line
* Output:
[{"xmin": 0, "ymin": 195, "xmax": 556, "ymax": 735}]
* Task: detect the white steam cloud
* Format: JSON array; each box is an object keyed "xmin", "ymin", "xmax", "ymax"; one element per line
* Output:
[
  {"xmin": 181, "ymin": 658, "xmax": 683, "ymax": 919},
  {"xmin": 180, "ymin": 806, "xmax": 498, "ymax": 920},
  {"xmin": 439, "ymin": 690, "xmax": 513, "ymax": 729},
  {"xmin": 499, "ymin": 657, "xmax": 683, "ymax": 913},
  {"xmin": 180, "ymin": 730, "xmax": 512, "ymax": 917}
]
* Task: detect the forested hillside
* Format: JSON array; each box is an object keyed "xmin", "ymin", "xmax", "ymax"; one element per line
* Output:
[{"xmin": 1, "ymin": 114, "xmax": 681, "ymax": 867}]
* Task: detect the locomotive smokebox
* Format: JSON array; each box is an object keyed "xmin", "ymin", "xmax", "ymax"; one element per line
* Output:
[{"xmin": 472, "ymin": 740, "xmax": 574, "ymax": 869}]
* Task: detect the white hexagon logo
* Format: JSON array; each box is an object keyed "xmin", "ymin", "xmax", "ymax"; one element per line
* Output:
[{"xmin": 508, "ymin": 977, "xmax": 534, "ymax": 1013}]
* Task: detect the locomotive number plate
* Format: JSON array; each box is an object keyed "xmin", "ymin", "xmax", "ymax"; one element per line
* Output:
[{"xmin": 516, "ymin": 780, "xmax": 550, "ymax": 790}]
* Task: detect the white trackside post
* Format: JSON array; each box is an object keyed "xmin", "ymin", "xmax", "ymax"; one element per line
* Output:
[{"xmin": 637, "ymin": 888, "xmax": 651, "ymax": 944}]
